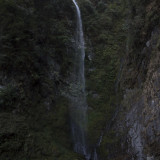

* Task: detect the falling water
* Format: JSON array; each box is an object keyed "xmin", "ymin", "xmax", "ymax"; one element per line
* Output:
[{"xmin": 70, "ymin": 0, "xmax": 90, "ymax": 159}]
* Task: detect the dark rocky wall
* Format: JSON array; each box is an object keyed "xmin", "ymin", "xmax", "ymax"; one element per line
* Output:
[{"xmin": 109, "ymin": 0, "xmax": 160, "ymax": 159}]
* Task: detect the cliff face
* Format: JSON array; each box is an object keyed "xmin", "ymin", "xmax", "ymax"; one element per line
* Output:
[
  {"xmin": 80, "ymin": 0, "xmax": 160, "ymax": 159},
  {"xmin": 115, "ymin": 27, "xmax": 160, "ymax": 160},
  {"xmin": 111, "ymin": 0, "xmax": 160, "ymax": 159}
]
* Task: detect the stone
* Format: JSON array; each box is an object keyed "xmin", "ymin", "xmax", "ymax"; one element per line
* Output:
[
  {"xmin": 146, "ymin": 41, "xmax": 151, "ymax": 47},
  {"xmin": 147, "ymin": 156, "xmax": 154, "ymax": 160}
]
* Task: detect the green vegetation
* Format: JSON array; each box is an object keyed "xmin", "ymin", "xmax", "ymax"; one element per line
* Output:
[
  {"xmin": 0, "ymin": 0, "xmax": 83, "ymax": 159},
  {"xmin": 77, "ymin": 0, "xmax": 126, "ymax": 157},
  {"xmin": 0, "ymin": 0, "xmax": 127, "ymax": 159}
]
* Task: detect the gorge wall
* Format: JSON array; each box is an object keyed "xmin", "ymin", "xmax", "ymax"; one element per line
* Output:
[
  {"xmin": 78, "ymin": 0, "xmax": 160, "ymax": 159},
  {"xmin": 112, "ymin": 1, "xmax": 160, "ymax": 160}
]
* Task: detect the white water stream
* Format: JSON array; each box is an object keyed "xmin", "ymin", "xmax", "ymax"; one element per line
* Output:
[
  {"xmin": 70, "ymin": 0, "xmax": 89, "ymax": 159},
  {"xmin": 71, "ymin": 1, "xmax": 99, "ymax": 159}
]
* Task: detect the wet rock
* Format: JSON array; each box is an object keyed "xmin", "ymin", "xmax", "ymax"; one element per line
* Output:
[
  {"xmin": 146, "ymin": 41, "xmax": 151, "ymax": 47},
  {"xmin": 114, "ymin": 26, "xmax": 160, "ymax": 160},
  {"xmin": 0, "ymin": 85, "xmax": 4, "ymax": 89},
  {"xmin": 147, "ymin": 156, "xmax": 154, "ymax": 160},
  {"xmin": 92, "ymin": 93, "xmax": 100, "ymax": 99}
]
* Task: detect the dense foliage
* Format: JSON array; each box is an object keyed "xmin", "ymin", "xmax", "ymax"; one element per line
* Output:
[
  {"xmin": 77, "ymin": 0, "xmax": 126, "ymax": 154},
  {"xmin": 0, "ymin": 0, "xmax": 82, "ymax": 159}
]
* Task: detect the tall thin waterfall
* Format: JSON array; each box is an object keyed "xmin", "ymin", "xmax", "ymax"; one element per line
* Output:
[{"xmin": 70, "ymin": 0, "xmax": 90, "ymax": 159}]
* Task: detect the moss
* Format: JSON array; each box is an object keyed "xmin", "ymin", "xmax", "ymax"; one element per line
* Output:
[
  {"xmin": 0, "ymin": 0, "xmax": 81, "ymax": 159},
  {"xmin": 0, "ymin": 113, "xmax": 28, "ymax": 160},
  {"xmin": 88, "ymin": 111, "xmax": 106, "ymax": 145},
  {"xmin": 99, "ymin": 130, "xmax": 121, "ymax": 160},
  {"xmin": 0, "ymin": 96, "xmax": 83, "ymax": 160}
]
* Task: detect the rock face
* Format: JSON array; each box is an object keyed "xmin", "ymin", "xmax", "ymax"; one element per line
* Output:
[
  {"xmin": 114, "ymin": 27, "xmax": 160, "ymax": 160},
  {"xmin": 77, "ymin": 0, "xmax": 160, "ymax": 159}
]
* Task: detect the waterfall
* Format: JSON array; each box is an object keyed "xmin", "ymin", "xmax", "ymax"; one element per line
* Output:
[
  {"xmin": 93, "ymin": 149, "xmax": 98, "ymax": 160},
  {"xmin": 70, "ymin": 0, "xmax": 90, "ymax": 159}
]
